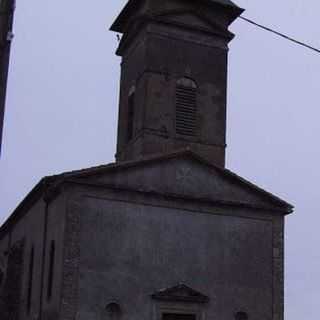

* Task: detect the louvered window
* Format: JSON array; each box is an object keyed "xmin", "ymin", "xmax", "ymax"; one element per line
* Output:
[{"xmin": 176, "ymin": 78, "xmax": 197, "ymax": 136}]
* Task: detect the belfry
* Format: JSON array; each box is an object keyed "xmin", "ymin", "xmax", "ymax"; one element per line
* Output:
[
  {"xmin": 112, "ymin": 0, "xmax": 243, "ymax": 167},
  {"xmin": 0, "ymin": 1, "xmax": 293, "ymax": 320}
]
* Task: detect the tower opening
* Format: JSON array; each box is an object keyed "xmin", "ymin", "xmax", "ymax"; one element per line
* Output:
[
  {"xmin": 176, "ymin": 77, "xmax": 197, "ymax": 137},
  {"xmin": 127, "ymin": 87, "xmax": 136, "ymax": 143}
]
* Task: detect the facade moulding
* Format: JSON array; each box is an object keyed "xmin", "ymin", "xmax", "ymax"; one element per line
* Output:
[
  {"xmin": 116, "ymin": 127, "xmax": 227, "ymax": 161},
  {"xmin": 63, "ymin": 179, "xmax": 292, "ymax": 215},
  {"xmin": 117, "ymin": 16, "xmax": 229, "ymax": 56}
]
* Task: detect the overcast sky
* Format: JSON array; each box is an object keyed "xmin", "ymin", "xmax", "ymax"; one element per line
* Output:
[{"xmin": 0, "ymin": 0, "xmax": 319, "ymax": 319}]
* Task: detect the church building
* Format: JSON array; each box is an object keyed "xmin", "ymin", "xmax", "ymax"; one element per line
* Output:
[{"xmin": 0, "ymin": 1, "xmax": 293, "ymax": 320}]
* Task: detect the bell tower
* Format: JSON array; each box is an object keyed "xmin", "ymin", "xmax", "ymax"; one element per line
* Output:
[{"xmin": 111, "ymin": 0, "xmax": 244, "ymax": 167}]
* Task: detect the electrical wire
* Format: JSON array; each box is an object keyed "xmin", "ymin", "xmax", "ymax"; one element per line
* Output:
[{"xmin": 240, "ymin": 16, "xmax": 320, "ymax": 54}]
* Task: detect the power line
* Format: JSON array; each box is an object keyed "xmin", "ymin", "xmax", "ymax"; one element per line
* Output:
[{"xmin": 240, "ymin": 16, "xmax": 320, "ymax": 54}]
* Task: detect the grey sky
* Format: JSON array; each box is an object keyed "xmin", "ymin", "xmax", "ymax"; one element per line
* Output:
[{"xmin": 0, "ymin": 0, "xmax": 319, "ymax": 319}]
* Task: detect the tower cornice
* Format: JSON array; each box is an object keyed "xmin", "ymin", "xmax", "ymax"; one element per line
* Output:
[{"xmin": 110, "ymin": 0, "xmax": 244, "ymax": 34}]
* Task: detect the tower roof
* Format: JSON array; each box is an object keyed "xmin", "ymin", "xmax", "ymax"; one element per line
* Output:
[
  {"xmin": 110, "ymin": 0, "xmax": 244, "ymax": 33},
  {"xmin": 209, "ymin": 0, "xmax": 240, "ymax": 8}
]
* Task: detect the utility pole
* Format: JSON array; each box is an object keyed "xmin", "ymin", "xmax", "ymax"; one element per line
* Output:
[{"xmin": 0, "ymin": 0, "xmax": 15, "ymax": 156}]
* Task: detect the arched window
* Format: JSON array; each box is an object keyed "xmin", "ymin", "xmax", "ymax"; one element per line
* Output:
[
  {"xmin": 47, "ymin": 240, "xmax": 55, "ymax": 301},
  {"xmin": 27, "ymin": 246, "xmax": 34, "ymax": 314},
  {"xmin": 0, "ymin": 267, "xmax": 3, "ymax": 287},
  {"xmin": 3, "ymin": 240, "xmax": 25, "ymax": 318},
  {"xmin": 176, "ymin": 77, "xmax": 197, "ymax": 136},
  {"xmin": 105, "ymin": 302, "xmax": 121, "ymax": 320},
  {"xmin": 127, "ymin": 86, "xmax": 136, "ymax": 143}
]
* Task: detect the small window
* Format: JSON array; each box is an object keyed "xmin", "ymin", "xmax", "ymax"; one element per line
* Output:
[
  {"xmin": 27, "ymin": 246, "xmax": 34, "ymax": 314},
  {"xmin": 176, "ymin": 77, "xmax": 197, "ymax": 136},
  {"xmin": 163, "ymin": 313, "xmax": 196, "ymax": 320},
  {"xmin": 0, "ymin": 267, "xmax": 3, "ymax": 286},
  {"xmin": 105, "ymin": 302, "xmax": 121, "ymax": 320},
  {"xmin": 235, "ymin": 312, "xmax": 248, "ymax": 320},
  {"xmin": 127, "ymin": 86, "xmax": 136, "ymax": 142},
  {"xmin": 47, "ymin": 241, "xmax": 55, "ymax": 301}
]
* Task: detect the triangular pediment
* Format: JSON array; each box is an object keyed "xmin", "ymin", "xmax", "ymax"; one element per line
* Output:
[
  {"xmin": 151, "ymin": 284, "xmax": 209, "ymax": 303},
  {"xmin": 63, "ymin": 150, "xmax": 293, "ymax": 214}
]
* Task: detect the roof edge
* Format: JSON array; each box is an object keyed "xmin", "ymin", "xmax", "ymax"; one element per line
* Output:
[
  {"xmin": 52, "ymin": 148, "xmax": 293, "ymax": 212},
  {"xmin": 0, "ymin": 148, "xmax": 294, "ymax": 239},
  {"xmin": 110, "ymin": 0, "xmax": 245, "ymax": 33},
  {"xmin": 63, "ymin": 178, "xmax": 293, "ymax": 214},
  {"xmin": 0, "ymin": 178, "xmax": 46, "ymax": 239},
  {"xmin": 0, "ymin": 175, "xmax": 64, "ymax": 239}
]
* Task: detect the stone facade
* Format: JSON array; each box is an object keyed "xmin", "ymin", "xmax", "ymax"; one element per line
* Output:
[
  {"xmin": 0, "ymin": 1, "xmax": 293, "ymax": 320},
  {"xmin": 0, "ymin": 152, "xmax": 292, "ymax": 320}
]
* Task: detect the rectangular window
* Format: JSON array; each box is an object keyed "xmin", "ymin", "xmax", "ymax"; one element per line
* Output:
[
  {"xmin": 127, "ymin": 93, "xmax": 135, "ymax": 142},
  {"xmin": 2, "ymin": 240, "xmax": 25, "ymax": 319}
]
